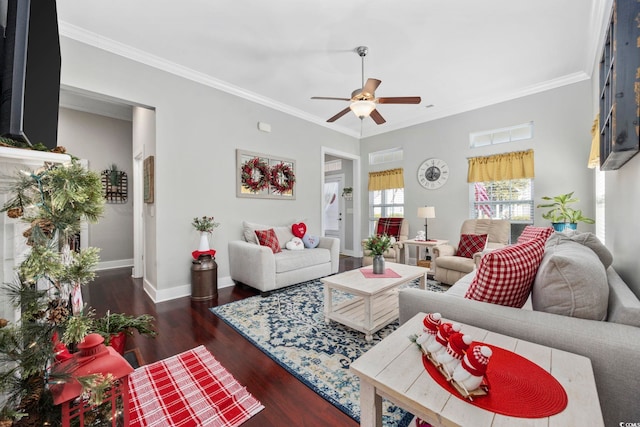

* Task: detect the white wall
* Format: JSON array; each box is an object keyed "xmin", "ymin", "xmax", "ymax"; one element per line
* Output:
[
  {"xmin": 132, "ymin": 106, "xmax": 157, "ymax": 287},
  {"xmin": 60, "ymin": 37, "xmax": 359, "ymax": 301},
  {"xmin": 361, "ymin": 80, "xmax": 594, "ymax": 247},
  {"xmin": 58, "ymin": 108, "xmax": 134, "ymax": 268}
]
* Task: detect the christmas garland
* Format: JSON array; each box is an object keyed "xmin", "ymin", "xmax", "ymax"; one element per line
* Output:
[
  {"xmin": 241, "ymin": 157, "xmax": 270, "ymax": 192},
  {"xmin": 270, "ymin": 162, "xmax": 296, "ymax": 194}
]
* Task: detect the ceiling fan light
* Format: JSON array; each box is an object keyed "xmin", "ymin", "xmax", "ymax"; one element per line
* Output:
[{"xmin": 349, "ymin": 100, "xmax": 376, "ymax": 119}]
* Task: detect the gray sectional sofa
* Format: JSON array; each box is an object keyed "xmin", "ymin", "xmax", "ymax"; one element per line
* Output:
[
  {"xmin": 399, "ymin": 231, "xmax": 640, "ymax": 426},
  {"xmin": 228, "ymin": 221, "xmax": 339, "ymax": 294}
]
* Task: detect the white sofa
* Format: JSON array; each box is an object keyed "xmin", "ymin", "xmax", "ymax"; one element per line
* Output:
[
  {"xmin": 399, "ymin": 231, "xmax": 640, "ymax": 426},
  {"xmin": 228, "ymin": 221, "xmax": 339, "ymax": 295}
]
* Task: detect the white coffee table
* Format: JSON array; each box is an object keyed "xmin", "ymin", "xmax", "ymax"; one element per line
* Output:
[
  {"xmin": 321, "ymin": 263, "xmax": 428, "ymax": 342},
  {"xmin": 350, "ymin": 312, "xmax": 604, "ymax": 427}
]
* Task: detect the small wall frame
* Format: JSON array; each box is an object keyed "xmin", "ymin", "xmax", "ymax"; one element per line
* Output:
[
  {"xmin": 101, "ymin": 169, "xmax": 128, "ymax": 204},
  {"xmin": 236, "ymin": 149, "xmax": 296, "ymax": 200}
]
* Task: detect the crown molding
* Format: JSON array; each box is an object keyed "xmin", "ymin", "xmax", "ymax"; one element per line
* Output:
[
  {"xmin": 58, "ymin": 22, "xmax": 360, "ymax": 139},
  {"xmin": 361, "ymin": 71, "xmax": 590, "ymax": 139},
  {"xmin": 59, "ymin": 21, "xmax": 591, "ymax": 141}
]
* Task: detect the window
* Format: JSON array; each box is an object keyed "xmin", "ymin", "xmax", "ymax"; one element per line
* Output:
[
  {"xmin": 324, "ymin": 159, "xmax": 342, "ymax": 172},
  {"xmin": 369, "ymin": 147, "xmax": 403, "ymax": 165},
  {"xmin": 470, "ymin": 122, "xmax": 534, "ymax": 148},
  {"xmin": 369, "ymin": 188, "xmax": 404, "ymax": 235},
  {"xmin": 470, "ymin": 179, "xmax": 534, "ymax": 241}
]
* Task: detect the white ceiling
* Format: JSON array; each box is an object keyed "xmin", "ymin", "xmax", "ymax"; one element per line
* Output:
[{"xmin": 56, "ymin": 0, "xmax": 605, "ymax": 139}]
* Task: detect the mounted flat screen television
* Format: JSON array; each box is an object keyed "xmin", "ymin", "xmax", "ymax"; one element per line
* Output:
[{"xmin": 0, "ymin": 0, "xmax": 61, "ymax": 149}]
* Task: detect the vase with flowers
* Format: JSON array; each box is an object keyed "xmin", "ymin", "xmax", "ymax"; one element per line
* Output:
[
  {"xmin": 192, "ymin": 216, "xmax": 220, "ymax": 251},
  {"xmin": 364, "ymin": 234, "xmax": 393, "ymax": 274}
]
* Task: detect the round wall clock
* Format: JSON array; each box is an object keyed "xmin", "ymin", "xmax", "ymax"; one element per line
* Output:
[{"xmin": 417, "ymin": 158, "xmax": 449, "ymax": 189}]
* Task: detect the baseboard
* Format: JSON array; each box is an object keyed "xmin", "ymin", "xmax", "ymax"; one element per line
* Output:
[
  {"xmin": 218, "ymin": 275, "xmax": 234, "ymax": 289},
  {"xmin": 143, "ymin": 275, "xmax": 235, "ymax": 303},
  {"xmin": 96, "ymin": 259, "xmax": 134, "ymax": 271}
]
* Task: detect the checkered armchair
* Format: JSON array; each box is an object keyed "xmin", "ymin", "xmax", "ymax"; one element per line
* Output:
[
  {"xmin": 361, "ymin": 218, "xmax": 409, "ymax": 266},
  {"xmin": 432, "ymin": 219, "xmax": 510, "ymax": 285}
]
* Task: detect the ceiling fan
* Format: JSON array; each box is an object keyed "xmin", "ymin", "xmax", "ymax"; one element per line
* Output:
[{"xmin": 311, "ymin": 46, "xmax": 421, "ymax": 125}]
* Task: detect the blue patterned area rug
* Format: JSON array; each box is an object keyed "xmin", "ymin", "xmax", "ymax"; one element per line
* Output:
[{"xmin": 211, "ymin": 277, "xmax": 448, "ymax": 426}]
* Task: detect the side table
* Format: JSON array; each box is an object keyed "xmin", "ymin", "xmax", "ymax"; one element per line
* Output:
[
  {"xmin": 350, "ymin": 312, "xmax": 603, "ymax": 427},
  {"xmin": 398, "ymin": 239, "xmax": 448, "ymax": 275}
]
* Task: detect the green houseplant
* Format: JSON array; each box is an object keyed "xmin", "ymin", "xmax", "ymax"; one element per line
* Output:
[
  {"xmin": 364, "ymin": 234, "xmax": 392, "ymax": 256},
  {"xmin": 537, "ymin": 192, "xmax": 595, "ymax": 231},
  {"xmin": 93, "ymin": 311, "xmax": 157, "ymax": 355},
  {"xmin": 364, "ymin": 234, "xmax": 393, "ymax": 274}
]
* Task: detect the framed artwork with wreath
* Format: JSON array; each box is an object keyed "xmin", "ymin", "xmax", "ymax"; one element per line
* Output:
[{"xmin": 236, "ymin": 149, "xmax": 296, "ymax": 199}]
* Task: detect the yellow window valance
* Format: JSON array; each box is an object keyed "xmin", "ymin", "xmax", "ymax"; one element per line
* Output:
[
  {"xmin": 467, "ymin": 149, "xmax": 534, "ymax": 183},
  {"xmin": 588, "ymin": 116, "xmax": 600, "ymax": 169},
  {"xmin": 368, "ymin": 168, "xmax": 404, "ymax": 191}
]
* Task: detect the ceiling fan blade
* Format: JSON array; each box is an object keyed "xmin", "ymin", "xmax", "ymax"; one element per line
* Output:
[
  {"xmin": 327, "ymin": 106, "xmax": 352, "ymax": 122},
  {"xmin": 377, "ymin": 96, "xmax": 421, "ymax": 104},
  {"xmin": 311, "ymin": 96, "xmax": 351, "ymax": 101},
  {"xmin": 370, "ymin": 109, "xmax": 386, "ymax": 125},
  {"xmin": 362, "ymin": 78, "xmax": 382, "ymax": 96}
]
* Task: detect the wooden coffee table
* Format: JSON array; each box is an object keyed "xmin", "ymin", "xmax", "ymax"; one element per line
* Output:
[
  {"xmin": 350, "ymin": 312, "xmax": 604, "ymax": 427},
  {"xmin": 321, "ymin": 263, "xmax": 428, "ymax": 341}
]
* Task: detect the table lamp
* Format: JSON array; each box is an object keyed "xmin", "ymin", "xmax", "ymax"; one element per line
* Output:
[{"xmin": 417, "ymin": 206, "xmax": 436, "ymax": 240}]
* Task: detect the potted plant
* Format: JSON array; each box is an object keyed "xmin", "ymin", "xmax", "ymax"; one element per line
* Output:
[
  {"xmin": 192, "ymin": 215, "xmax": 220, "ymax": 251},
  {"xmin": 341, "ymin": 187, "xmax": 353, "ymax": 200},
  {"xmin": 537, "ymin": 192, "xmax": 595, "ymax": 231},
  {"xmin": 364, "ymin": 234, "xmax": 393, "ymax": 274},
  {"xmin": 93, "ymin": 311, "xmax": 157, "ymax": 355},
  {"xmin": 108, "ymin": 163, "xmax": 121, "ymax": 186}
]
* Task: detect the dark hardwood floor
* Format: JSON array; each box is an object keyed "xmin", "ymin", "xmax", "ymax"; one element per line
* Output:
[{"xmin": 85, "ymin": 256, "xmax": 363, "ymax": 427}]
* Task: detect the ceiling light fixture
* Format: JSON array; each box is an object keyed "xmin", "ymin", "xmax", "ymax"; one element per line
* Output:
[
  {"xmin": 350, "ymin": 100, "xmax": 376, "ymax": 119},
  {"xmin": 351, "ymin": 46, "xmax": 374, "ymax": 120}
]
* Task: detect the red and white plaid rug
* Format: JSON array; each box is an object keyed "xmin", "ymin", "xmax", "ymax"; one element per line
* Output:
[{"xmin": 129, "ymin": 346, "xmax": 264, "ymax": 426}]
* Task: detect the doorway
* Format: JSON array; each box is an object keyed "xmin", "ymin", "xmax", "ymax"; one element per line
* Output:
[
  {"xmin": 321, "ymin": 147, "xmax": 361, "ymax": 257},
  {"xmin": 324, "ymin": 174, "xmax": 345, "ymax": 251}
]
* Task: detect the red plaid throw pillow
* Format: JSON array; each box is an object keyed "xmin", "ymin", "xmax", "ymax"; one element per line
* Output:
[
  {"xmin": 465, "ymin": 236, "xmax": 546, "ymax": 308},
  {"xmin": 456, "ymin": 234, "xmax": 488, "ymax": 258},
  {"xmin": 517, "ymin": 226, "xmax": 554, "ymax": 244},
  {"xmin": 255, "ymin": 228, "xmax": 282, "ymax": 254},
  {"xmin": 376, "ymin": 218, "xmax": 404, "ymax": 240}
]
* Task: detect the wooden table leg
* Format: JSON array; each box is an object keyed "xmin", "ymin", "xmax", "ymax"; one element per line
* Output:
[
  {"xmin": 418, "ymin": 273, "xmax": 426, "ymax": 290},
  {"xmin": 359, "ymin": 380, "xmax": 382, "ymax": 427},
  {"xmin": 364, "ymin": 294, "xmax": 373, "ymax": 342},
  {"xmin": 323, "ymin": 285, "xmax": 332, "ymax": 323}
]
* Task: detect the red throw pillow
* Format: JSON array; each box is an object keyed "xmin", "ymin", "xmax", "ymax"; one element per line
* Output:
[
  {"xmin": 517, "ymin": 225, "xmax": 554, "ymax": 244},
  {"xmin": 255, "ymin": 228, "xmax": 282, "ymax": 254},
  {"xmin": 291, "ymin": 222, "xmax": 307, "ymax": 238},
  {"xmin": 376, "ymin": 218, "xmax": 404, "ymax": 240},
  {"xmin": 456, "ymin": 234, "xmax": 488, "ymax": 258},
  {"xmin": 464, "ymin": 236, "xmax": 546, "ymax": 308}
]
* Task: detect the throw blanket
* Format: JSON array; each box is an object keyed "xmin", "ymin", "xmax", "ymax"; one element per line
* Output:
[{"xmin": 129, "ymin": 345, "xmax": 264, "ymax": 426}]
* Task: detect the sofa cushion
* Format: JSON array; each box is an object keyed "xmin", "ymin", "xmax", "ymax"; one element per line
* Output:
[
  {"xmin": 517, "ymin": 226, "xmax": 554, "ymax": 244},
  {"xmin": 555, "ymin": 230, "xmax": 613, "ymax": 268},
  {"xmin": 275, "ymin": 248, "xmax": 331, "ymax": 273},
  {"xmin": 376, "ymin": 218, "xmax": 404, "ymax": 240},
  {"xmin": 532, "ymin": 234, "xmax": 609, "ymax": 320},
  {"xmin": 243, "ymin": 221, "xmax": 294, "ymax": 246},
  {"xmin": 255, "ymin": 228, "xmax": 282, "ymax": 254},
  {"xmin": 464, "ymin": 236, "xmax": 546, "ymax": 308},
  {"xmin": 456, "ymin": 234, "xmax": 487, "ymax": 258},
  {"xmin": 302, "ymin": 234, "xmax": 320, "ymax": 248}
]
